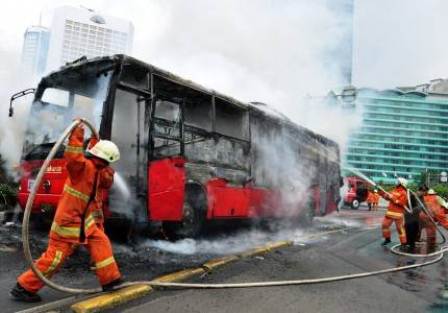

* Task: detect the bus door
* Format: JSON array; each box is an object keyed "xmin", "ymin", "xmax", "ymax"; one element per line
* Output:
[
  {"xmin": 109, "ymin": 88, "xmax": 148, "ymax": 219},
  {"xmin": 148, "ymin": 96, "xmax": 186, "ymax": 221}
]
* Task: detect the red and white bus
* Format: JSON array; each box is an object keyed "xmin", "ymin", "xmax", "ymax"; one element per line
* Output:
[{"xmin": 10, "ymin": 55, "xmax": 342, "ymax": 238}]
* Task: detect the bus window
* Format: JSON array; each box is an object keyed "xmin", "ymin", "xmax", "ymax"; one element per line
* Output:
[
  {"xmin": 41, "ymin": 88, "xmax": 70, "ymax": 107},
  {"xmin": 155, "ymin": 100, "xmax": 179, "ymax": 121},
  {"xmin": 215, "ymin": 98, "xmax": 249, "ymax": 140},
  {"xmin": 184, "ymin": 98, "xmax": 212, "ymax": 131},
  {"xmin": 120, "ymin": 63, "xmax": 148, "ymax": 89},
  {"xmin": 152, "ymin": 99, "xmax": 182, "ymax": 158}
]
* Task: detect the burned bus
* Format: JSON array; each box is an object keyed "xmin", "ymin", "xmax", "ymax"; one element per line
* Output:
[{"xmin": 10, "ymin": 55, "xmax": 342, "ymax": 238}]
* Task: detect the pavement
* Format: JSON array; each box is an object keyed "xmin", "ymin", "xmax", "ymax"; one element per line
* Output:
[
  {"xmin": 0, "ymin": 206, "xmax": 447, "ymax": 312},
  {"xmin": 113, "ymin": 207, "xmax": 448, "ymax": 313}
]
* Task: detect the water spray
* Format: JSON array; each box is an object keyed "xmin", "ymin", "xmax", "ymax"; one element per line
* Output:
[
  {"xmin": 22, "ymin": 121, "xmax": 448, "ymax": 295},
  {"xmin": 342, "ymin": 166, "xmax": 446, "ymax": 249},
  {"xmin": 343, "ymin": 166, "xmax": 412, "ymax": 213}
]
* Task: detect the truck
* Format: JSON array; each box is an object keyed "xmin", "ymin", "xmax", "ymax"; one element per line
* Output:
[{"xmin": 343, "ymin": 176, "xmax": 369, "ymax": 209}]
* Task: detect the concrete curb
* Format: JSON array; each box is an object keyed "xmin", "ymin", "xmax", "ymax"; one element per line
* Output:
[
  {"xmin": 70, "ymin": 240, "xmax": 293, "ymax": 313},
  {"xmin": 71, "ymin": 284, "xmax": 152, "ymax": 313},
  {"xmin": 202, "ymin": 255, "xmax": 239, "ymax": 271},
  {"xmin": 239, "ymin": 240, "xmax": 293, "ymax": 258},
  {"xmin": 264, "ymin": 240, "xmax": 293, "ymax": 251},
  {"xmin": 153, "ymin": 268, "xmax": 206, "ymax": 283}
]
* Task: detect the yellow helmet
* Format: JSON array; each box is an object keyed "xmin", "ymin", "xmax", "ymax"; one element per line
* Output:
[
  {"xmin": 427, "ymin": 189, "xmax": 436, "ymax": 195},
  {"xmin": 88, "ymin": 140, "xmax": 120, "ymax": 163}
]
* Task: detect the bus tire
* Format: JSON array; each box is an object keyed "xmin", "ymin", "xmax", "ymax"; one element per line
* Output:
[
  {"xmin": 163, "ymin": 184, "xmax": 206, "ymax": 239},
  {"xmin": 295, "ymin": 204, "xmax": 315, "ymax": 228}
]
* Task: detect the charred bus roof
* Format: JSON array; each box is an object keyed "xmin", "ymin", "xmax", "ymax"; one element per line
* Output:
[{"xmin": 37, "ymin": 54, "xmax": 338, "ymax": 149}]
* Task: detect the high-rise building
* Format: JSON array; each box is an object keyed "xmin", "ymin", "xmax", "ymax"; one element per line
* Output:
[
  {"xmin": 20, "ymin": 6, "xmax": 134, "ymax": 77},
  {"xmin": 331, "ymin": 80, "xmax": 448, "ymax": 184},
  {"xmin": 20, "ymin": 26, "xmax": 50, "ymax": 79},
  {"xmin": 46, "ymin": 6, "xmax": 134, "ymax": 73}
]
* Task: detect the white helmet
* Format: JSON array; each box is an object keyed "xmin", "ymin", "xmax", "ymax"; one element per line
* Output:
[
  {"xmin": 427, "ymin": 189, "xmax": 436, "ymax": 195},
  {"xmin": 88, "ymin": 140, "xmax": 120, "ymax": 163},
  {"xmin": 397, "ymin": 177, "xmax": 408, "ymax": 188}
]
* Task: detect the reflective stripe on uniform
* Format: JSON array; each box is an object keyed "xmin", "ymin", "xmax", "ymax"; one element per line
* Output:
[
  {"xmin": 64, "ymin": 185, "xmax": 90, "ymax": 202},
  {"xmin": 95, "ymin": 256, "xmax": 115, "ymax": 270},
  {"xmin": 386, "ymin": 211, "xmax": 403, "ymax": 219},
  {"xmin": 399, "ymin": 224, "xmax": 406, "ymax": 237},
  {"xmin": 43, "ymin": 250, "xmax": 63, "ymax": 275},
  {"xmin": 65, "ymin": 145, "xmax": 84, "ymax": 154},
  {"xmin": 85, "ymin": 214, "xmax": 95, "ymax": 230},
  {"xmin": 51, "ymin": 222, "xmax": 80, "ymax": 238}
]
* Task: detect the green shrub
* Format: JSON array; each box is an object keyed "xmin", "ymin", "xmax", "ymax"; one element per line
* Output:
[
  {"xmin": 0, "ymin": 184, "xmax": 17, "ymax": 211},
  {"xmin": 433, "ymin": 184, "xmax": 448, "ymax": 199}
]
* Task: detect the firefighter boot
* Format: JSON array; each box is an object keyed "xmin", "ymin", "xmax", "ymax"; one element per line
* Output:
[
  {"xmin": 102, "ymin": 278, "xmax": 124, "ymax": 292},
  {"xmin": 10, "ymin": 283, "xmax": 41, "ymax": 302},
  {"xmin": 382, "ymin": 238, "xmax": 391, "ymax": 246},
  {"xmin": 408, "ymin": 242, "xmax": 416, "ymax": 253},
  {"xmin": 399, "ymin": 244, "xmax": 410, "ymax": 252}
]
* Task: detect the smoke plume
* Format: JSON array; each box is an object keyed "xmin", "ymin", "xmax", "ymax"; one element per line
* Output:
[{"xmin": 1, "ymin": 0, "xmax": 355, "ymax": 174}]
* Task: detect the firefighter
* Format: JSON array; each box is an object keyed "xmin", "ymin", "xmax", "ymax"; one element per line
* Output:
[
  {"xmin": 420, "ymin": 189, "xmax": 448, "ymax": 248},
  {"xmin": 380, "ymin": 177, "xmax": 409, "ymax": 246},
  {"xmin": 372, "ymin": 189, "xmax": 380, "ymax": 211},
  {"xmin": 404, "ymin": 185, "xmax": 426, "ymax": 252},
  {"xmin": 366, "ymin": 189, "xmax": 375, "ymax": 211},
  {"xmin": 10, "ymin": 124, "xmax": 122, "ymax": 302}
]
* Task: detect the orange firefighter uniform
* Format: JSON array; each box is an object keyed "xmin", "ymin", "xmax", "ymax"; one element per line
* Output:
[
  {"xmin": 420, "ymin": 191, "xmax": 448, "ymax": 245},
  {"xmin": 380, "ymin": 185, "xmax": 408, "ymax": 244},
  {"xmin": 373, "ymin": 191, "xmax": 380, "ymax": 211},
  {"xmin": 367, "ymin": 190, "xmax": 375, "ymax": 211},
  {"xmin": 16, "ymin": 126, "xmax": 121, "ymax": 294}
]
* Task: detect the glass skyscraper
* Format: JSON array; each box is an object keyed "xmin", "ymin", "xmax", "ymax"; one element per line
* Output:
[
  {"xmin": 20, "ymin": 26, "xmax": 50, "ymax": 80},
  {"xmin": 21, "ymin": 6, "xmax": 133, "ymax": 79},
  {"xmin": 337, "ymin": 81, "xmax": 448, "ymax": 184}
]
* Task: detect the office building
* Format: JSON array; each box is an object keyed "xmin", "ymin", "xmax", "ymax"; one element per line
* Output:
[
  {"xmin": 20, "ymin": 26, "xmax": 50, "ymax": 79},
  {"xmin": 331, "ymin": 80, "xmax": 448, "ymax": 184},
  {"xmin": 21, "ymin": 6, "xmax": 134, "ymax": 77}
]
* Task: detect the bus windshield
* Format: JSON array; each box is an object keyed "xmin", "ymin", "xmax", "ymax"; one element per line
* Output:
[{"xmin": 23, "ymin": 71, "xmax": 112, "ymax": 158}]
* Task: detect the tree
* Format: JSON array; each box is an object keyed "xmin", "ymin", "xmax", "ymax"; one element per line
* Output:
[
  {"xmin": 433, "ymin": 184, "xmax": 448, "ymax": 199},
  {"xmin": 0, "ymin": 153, "xmax": 16, "ymax": 211}
]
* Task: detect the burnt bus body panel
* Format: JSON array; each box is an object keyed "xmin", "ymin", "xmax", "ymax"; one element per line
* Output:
[{"xmin": 17, "ymin": 54, "xmax": 342, "ymax": 232}]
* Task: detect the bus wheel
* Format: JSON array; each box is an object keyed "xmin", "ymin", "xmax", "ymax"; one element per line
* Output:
[
  {"xmin": 163, "ymin": 201, "xmax": 204, "ymax": 239},
  {"xmin": 295, "ymin": 205, "xmax": 315, "ymax": 228},
  {"xmin": 351, "ymin": 199, "xmax": 360, "ymax": 210}
]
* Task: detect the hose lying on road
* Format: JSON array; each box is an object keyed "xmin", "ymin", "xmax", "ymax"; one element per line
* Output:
[
  {"xmin": 132, "ymin": 250, "xmax": 446, "ymax": 289},
  {"xmin": 22, "ymin": 120, "xmax": 447, "ymax": 294}
]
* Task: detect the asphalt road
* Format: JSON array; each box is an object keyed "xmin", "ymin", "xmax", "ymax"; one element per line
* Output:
[
  {"xmin": 1, "ymin": 207, "xmax": 448, "ymax": 313},
  {"xmin": 115, "ymin": 209, "xmax": 448, "ymax": 313}
]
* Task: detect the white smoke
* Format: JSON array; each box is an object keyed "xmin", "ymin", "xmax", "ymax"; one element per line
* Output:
[
  {"xmin": 0, "ymin": 51, "xmax": 32, "ymax": 175},
  {"xmin": 1, "ymin": 0, "xmax": 355, "ymax": 172},
  {"xmin": 352, "ymin": 0, "xmax": 448, "ymax": 88},
  {"xmin": 115, "ymin": 0, "xmax": 359, "ymax": 169},
  {"xmin": 141, "ymin": 212, "xmax": 366, "ymax": 256},
  {"xmin": 252, "ymin": 131, "xmax": 311, "ymax": 217}
]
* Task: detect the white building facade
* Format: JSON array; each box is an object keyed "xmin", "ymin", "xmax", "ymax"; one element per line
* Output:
[{"xmin": 21, "ymin": 6, "xmax": 134, "ymax": 77}]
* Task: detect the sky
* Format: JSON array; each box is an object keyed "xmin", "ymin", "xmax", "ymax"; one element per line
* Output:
[
  {"xmin": 0, "ymin": 0, "xmax": 448, "ymax": 165},
  {"xmin": 353, "ymin": 0, "xmax": 448, "ymax": 88}
]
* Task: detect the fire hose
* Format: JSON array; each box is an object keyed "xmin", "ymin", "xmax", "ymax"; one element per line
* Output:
[{"xmin": 22, "ymin": 120, "xmax": 447, "ymax": 294}]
